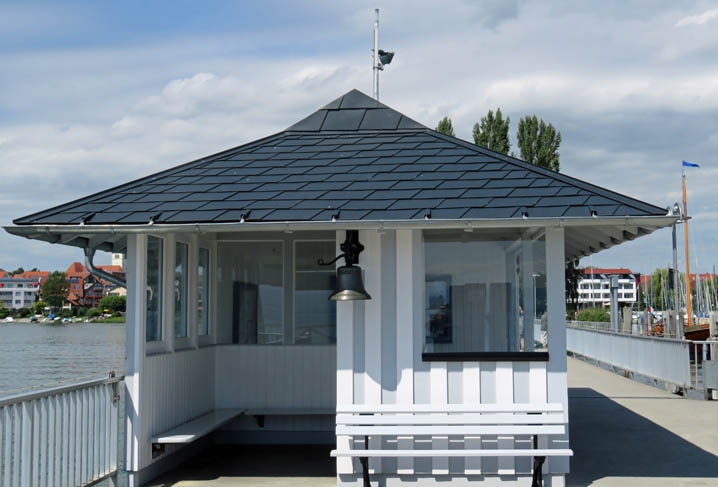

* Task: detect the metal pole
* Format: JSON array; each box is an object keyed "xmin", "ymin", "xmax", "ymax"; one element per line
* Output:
[
  {"xmin": 673, "ymin": 223, "xmax": 683, "ymax": 339},
  {"xmin": 610, "ymin": 275, "xmax": 619, "ymax": 332},
  {"xmin": 683, "ymin": 173, "xmax": 693, "ymax": 328},
  {"xmin": 373, "ymin": 9, "xmax": 379, "ymax": 100}
]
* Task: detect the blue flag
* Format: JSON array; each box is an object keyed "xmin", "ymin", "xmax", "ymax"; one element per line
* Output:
[{"xmin": 683, "ymin": 160, "xmax": 700, "ymax": 168}]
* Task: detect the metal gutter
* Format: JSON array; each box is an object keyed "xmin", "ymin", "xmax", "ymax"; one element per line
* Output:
[
  {"xmin": 3, "ymin": 214, "xmax": 679, "ymax": 237},
  {"xmin": 84, "ymin": 247, "xmax": 126, "ymax": 288}
]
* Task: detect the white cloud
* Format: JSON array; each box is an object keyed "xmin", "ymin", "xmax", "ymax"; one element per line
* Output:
[
  {"xmin": 1, "ymin": 1, "xmax": 717, "ymax": 275},
  {"xmin": 675, "ymin": 8, "xmax": 718, "ymax": 27}
]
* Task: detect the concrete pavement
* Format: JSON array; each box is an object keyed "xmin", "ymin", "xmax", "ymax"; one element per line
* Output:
[{"xmin": 567, "ymin": 356, "xmax": 718, "ymax": 486}]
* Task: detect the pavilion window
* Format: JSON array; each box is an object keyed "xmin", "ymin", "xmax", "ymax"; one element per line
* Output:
[
  {"xmin": 197, "ymin": 247, "xmax": 210, "ymax": 336},
  {"xmin": 222, "ymin": 241, "xmax": 284, "ymax": 345},
  {"xmin": 174, "ymin": 242, "xmax": 189, "ymax": 338},
  {"xmin": 294, "ymin": 241, "xmax": 337, "ymax": 344},
  {"xmin": 422, "ymin": 229, "xmax": 548, "ymax": 361},
  {"xmin": 146, "ymin": 236, "xmax": 163, "ymax": 342}
]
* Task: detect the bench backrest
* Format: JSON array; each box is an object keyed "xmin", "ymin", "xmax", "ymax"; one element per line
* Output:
[{"xmin": 336, "ymin": 403, "xmax": 566, "ymax": 436}]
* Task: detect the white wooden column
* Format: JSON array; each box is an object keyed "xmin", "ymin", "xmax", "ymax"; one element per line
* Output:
[
  {"xmin": 124, "ymin": 234, "xmax": 146, "ymax": 486},
  {"xmin": 395, "ymin": 230, "xmax": 419, "ymax": 474},
  {"xmin": 361, "ymin": 230, "xmax": 383, "ymax": 473},
  {"xmin": 335, "ymin": 231, "xmax": 355, "ymax": 475},
  {"xmin": 545, "ymin": 226, "xmax": 570, "ymax": 475}
]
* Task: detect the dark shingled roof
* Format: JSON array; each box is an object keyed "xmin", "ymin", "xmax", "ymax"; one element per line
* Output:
[{"xmin": 14, "ymin": 89, "xmax": 667, "ymax": 226}]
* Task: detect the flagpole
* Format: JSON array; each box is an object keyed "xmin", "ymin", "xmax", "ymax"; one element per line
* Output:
[{"xmin": 683, "ymin": 170, "xmax": 692, "ymax": 329}]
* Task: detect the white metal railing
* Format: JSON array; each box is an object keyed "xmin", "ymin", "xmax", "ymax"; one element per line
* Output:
[
  {"xmin": 567, "ymin": 324, "xmax": 692, "ymax": 388},
  {"xmin": 0, "ymin": 373, "xmax": 123, "ymax": 487}
]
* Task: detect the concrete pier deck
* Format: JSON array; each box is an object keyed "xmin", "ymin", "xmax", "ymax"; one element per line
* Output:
[
  {"xmin": 567, "ymin": 356, "xmax": 718, "ymax": 486},
  {"xmin": 149, "ymin": 357, "xmax": 718, "ymax": 486}
]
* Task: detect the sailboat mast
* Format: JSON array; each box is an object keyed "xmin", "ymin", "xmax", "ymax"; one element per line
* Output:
[{"xmin": 683, "ymin": 173, "xmax": 693, "ymax": 328}]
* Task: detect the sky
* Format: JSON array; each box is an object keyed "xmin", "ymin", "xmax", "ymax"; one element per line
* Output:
[{"xmin": 0, "ymin": 1, "xmax": 716, "ymax": 275}]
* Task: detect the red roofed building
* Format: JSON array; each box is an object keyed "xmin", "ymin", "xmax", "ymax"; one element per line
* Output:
[
  {"xmin": 578, "ymin": 267, "xmax": 638, "ymax": 307},
  {"xmin": 64, "ymin": 262, "xmax": 125, "ymax": 308},
  {"xmin": 0, "ymin": 271, "xmax": 6, "ymax": 279},
  {"xmin": 14, "ymin": 270, "xmax": 50, "ymax": 286}
]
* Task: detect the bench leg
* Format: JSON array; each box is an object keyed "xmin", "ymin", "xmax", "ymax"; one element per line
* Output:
[
  {"xmin": 531, "ymin": 435, "xmax": 546, "ymax": 487},
  {"xmin": 360, "ymin": 435, "xmax": 371, "ymax": 487}
]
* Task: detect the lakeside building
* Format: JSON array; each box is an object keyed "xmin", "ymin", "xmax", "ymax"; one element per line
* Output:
[
  {"xmin": 65, "ymin": 262, "xmax": 126, "ymax": 308},
  {"xmin": 0, "ymin": 277, "xmax": 40, "ymax": 310},
  {"xmin": 578, "ymin": 267, "xmax": 638, "ymax": 308},
  {"xmin": 4, "ymin": 89, "xmax": 677, "ymax": 487}
]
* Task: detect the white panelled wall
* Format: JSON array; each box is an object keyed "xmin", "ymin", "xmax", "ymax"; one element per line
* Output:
[
  {"xmin": 336, "ymin": 228, "xmax": 569, "ymax": 486},
  {"xmin": 124, "ymin": 227, "xmax": 569, "ymax": 486},
  {"xmin": 124, "ymin": 233, "xmax": 217, "ymax": 486}
]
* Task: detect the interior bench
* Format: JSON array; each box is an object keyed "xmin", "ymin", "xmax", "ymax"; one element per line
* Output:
[
  {"xmin": 152, "ymin": 407, "xmax": 334, "ymax": 443},
  {"xmin": 152, "ymin": 409, "xmax": 245, "ymax": 444},
  {"xmin": 331, "ymin": 403, "xmax": 573, "ymax": 487}
]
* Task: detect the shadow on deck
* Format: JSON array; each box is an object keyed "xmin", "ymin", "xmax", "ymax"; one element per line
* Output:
[
  {"xmin": 147, "ymin": 444, "xmax": 336, "ymax": 487},
  {"xmin": 567, "ymin": 387, "xmax": 718, "ymax": 486}
]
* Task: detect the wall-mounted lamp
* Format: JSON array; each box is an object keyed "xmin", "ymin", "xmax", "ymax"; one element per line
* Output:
[{"xmin": 317, "ymin": 230, "xmax": 371, "ymax": 301}]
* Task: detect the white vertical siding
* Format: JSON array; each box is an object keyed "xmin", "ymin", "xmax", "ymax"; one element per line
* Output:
[
  {"xmin": 335, "ymin": 227, "xmax": 566, "ymax": 479},
  {"xmin": 214, "ymin": 345, "xmax": 336, "ymax": 409}
]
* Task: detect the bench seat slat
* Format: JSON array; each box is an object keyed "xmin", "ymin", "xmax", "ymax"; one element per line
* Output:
[
  {"xmin": 331, "ymin": 449, "xmax": 574, "ymax": 458},
  {"xmin": 243, "ymin": 408, "xmax": 334, "ymax": 416},
  {"xmin": 152, "ymin": 408, "xmax": 244, "ymax": 444},
  {"xmin": 336, "ymin": 403, "xmax": 564, "ymax": 414},
  {"xmin": 337, "ymin": 425, "xmax": 565, "ymax": 436},
  {"xmin": 336, "ymin": 413, "xmax": 565, "ymax": 426}
]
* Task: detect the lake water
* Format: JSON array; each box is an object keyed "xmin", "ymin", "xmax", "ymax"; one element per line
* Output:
[{"xmin": 0, "ymin": 321, "xmax": 126, "ymax": 398}]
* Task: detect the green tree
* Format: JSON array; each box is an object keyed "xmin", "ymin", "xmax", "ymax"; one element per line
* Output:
[
  {"xmin": 18, "ymin": 307, "xmax": 32, "ymax": 318},
  {"xmin": 34, "ymin": 301, "xmax": 45, "ymax": 315},
  {"xmin": 565, "ymin": 262, "xmax": 584, "ymax": 310},
  {"xmin": 435, "ymin": 116, "xmax": 455, "ymax": 137},
  {"xmin": 577, "ymin": 307, "xmax": 610, "ymax": 322},
  {"xmin": 516, "ymin": 115, "xmax": 561, "ymax": 171},
  {"xmin": 42, "ymin": 271, "xmax": 69, "ymax": 310},
  {"xmin": 99, "ymin": 295, "xmax": 126, "ymax": 312},
  {"xmin": 9, "ymin": 267, "xmax": 25, "ymax": 277},
  {"xmin": 473, "ymin": 108, "xmax": 510, "ymax": 154}
]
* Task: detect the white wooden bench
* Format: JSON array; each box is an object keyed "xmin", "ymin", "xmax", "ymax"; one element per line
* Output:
[
  {"xmin": 152, "ymin": 407, "xmax": 333, "ymax": 443},
  {"xmin": 241, "ymin": 407, "xmax": 335, "ymax": 427},
  {"xmin": 331, "ymin": 403, "xmax": 573, "ymax": 487},
  {"xmin": 152, "ymin": 409, "xmax": 244, "ymax": 444}
]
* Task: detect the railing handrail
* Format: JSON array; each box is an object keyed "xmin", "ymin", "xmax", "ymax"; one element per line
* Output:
[
  {"xmin": 0, "ymin": 372, "xmax": 124, "ymax": 407},
  {"xmin": 567, "ymin": 320, "xmax": 718, "ymax": 346}
]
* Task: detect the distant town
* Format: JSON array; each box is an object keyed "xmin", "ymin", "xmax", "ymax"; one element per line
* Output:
[{"xmin": 0, "ymin": 252, "xmax": 126, "ymax": 321}]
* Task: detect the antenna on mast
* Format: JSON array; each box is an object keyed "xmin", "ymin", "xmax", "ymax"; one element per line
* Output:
[{"xmin": 372, "ymin": 8, "xmax": 394, "ymax": 101}]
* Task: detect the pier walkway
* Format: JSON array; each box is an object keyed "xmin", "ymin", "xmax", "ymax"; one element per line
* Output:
[{"xmin": 149, "ymin": 357, "xmax": 718, "ymax": 487}]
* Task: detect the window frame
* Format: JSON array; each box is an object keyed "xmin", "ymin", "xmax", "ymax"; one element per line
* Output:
[
  {"xmin": 420, "ymin": 229, "xmax": 550, "ymax": 362},
  {"xmin": 173, "ymin": 239, "xmax": 190, "ymax": 341},
  {"xmin": 292, "ymin": 239, "xmax": 338, "ymax": 346},
  {"xmin": 197, "ymin": 245, "xmax": 211, "ymax": 338},
  {"xmin": 214, "ymin": 231, "xmax": 336, "ymax": 346},
  {"xmin": 145, "ymin": 234, "xmax": 167, "ymax": 355}
]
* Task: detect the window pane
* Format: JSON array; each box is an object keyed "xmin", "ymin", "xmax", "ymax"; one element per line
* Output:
[
  {"xmin": 174, "ymin": 242, "xmax": 188, "ymax": 338},
  {"xmin": 222, "ymin": 242, "xmax": 284, "ymax": 345},
  {"xmin": 295, "ymin": 241, "xmax": 337, "ymax": 344},
  {"xmin": 424, "ymin": 229, "xmax": 547, "ymax": 354},
  {"xmin": 197, "ymin": 247, "xmax": 209, "ymax": 336},
  {"xmin": 146, "ymin": 236, "xmax": 163, "ymax": 342}
]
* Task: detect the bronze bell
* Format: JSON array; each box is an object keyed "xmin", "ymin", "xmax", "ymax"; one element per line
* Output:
[
  {"xmin": 330, "ymin": 265, "xmax": 371, "ymax": 301},
  {"xmin": 318, "ymin": 230, "xmax": 372, "ymax": 301}
]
